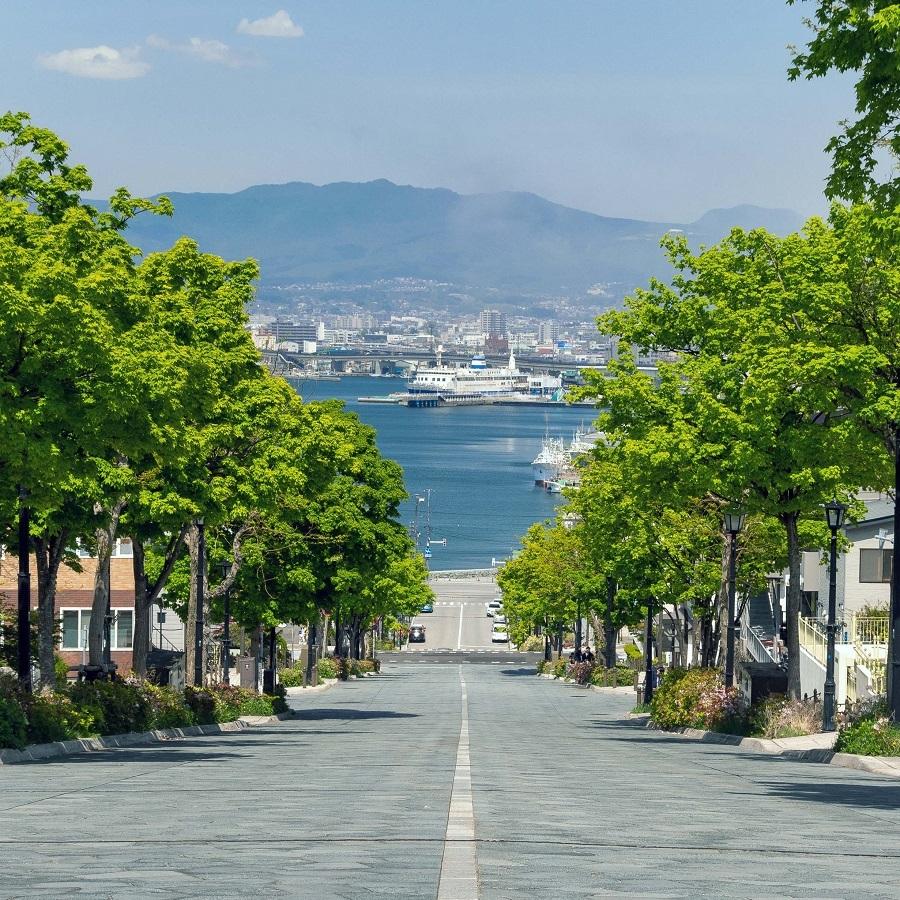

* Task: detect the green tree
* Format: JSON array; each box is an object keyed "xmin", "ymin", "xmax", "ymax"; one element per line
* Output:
[
  {"xmin": 789, "ymin": 0, "xmax": 900, "ymax": 206},
  {"xmin": 594, "ymin": 224, "xmax": 890, "ymax": 696}
]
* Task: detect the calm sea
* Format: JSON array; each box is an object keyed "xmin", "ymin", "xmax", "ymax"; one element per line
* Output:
[{"xmin": 292, "ymin": 375, "xmax": 595, "ymax": 570}]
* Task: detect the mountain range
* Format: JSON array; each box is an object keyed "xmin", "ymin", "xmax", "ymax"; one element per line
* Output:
[{"xmin": 118, "ymin": 179, "xmax": 805, "ymax": 297}]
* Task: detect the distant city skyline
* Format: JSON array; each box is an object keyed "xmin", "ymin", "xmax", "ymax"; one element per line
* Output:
[{"xmin": 3, "ymin": 2, "xmax": 852, "ymax": 222}]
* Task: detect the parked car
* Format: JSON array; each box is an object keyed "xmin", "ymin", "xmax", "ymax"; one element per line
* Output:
[
  {"xmin": 420, "ymin": 602, "xmax": 434, "ymax": 613},
  {"xmin": 485, "ymin": 600, "xmax": 502, "ymax": 617},
  {"xmin": 492, "ymin": 615, "xmax": 508, "ymax": 626},
  {"xmin": 409, "ymin": 625, "xmax": 426, "ymax": 643},
  {"xmin": 491, "ymin": 628, "xmax": 509, "ymax": 643}
]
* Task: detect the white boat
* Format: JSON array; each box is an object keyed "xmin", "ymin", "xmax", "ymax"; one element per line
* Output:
[
  {"xmin": 405, "ymin": 350, "xmax": 530, "ymax": 407},
  {"xmin": 532, "ymin": 427, "xmax": 602, "ymax": 490}
]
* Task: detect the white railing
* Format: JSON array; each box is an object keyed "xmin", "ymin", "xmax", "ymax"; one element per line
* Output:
[
  {"xmin": 850, "ymin": 615, "xmax": 888, "ymax": 646},
  {"xmin": 799, "ymin": 616, "xmax": 828, "ymax": 667}
]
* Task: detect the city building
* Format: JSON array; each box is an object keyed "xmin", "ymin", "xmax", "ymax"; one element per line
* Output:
[{"xmin": 480, "ymin": 309, "xmax": 507, "ymax": 338}]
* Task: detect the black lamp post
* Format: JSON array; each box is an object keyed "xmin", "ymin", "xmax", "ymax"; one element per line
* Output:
[
  {"xmin": 724, "ymin": 508, "xmax": 746, "ymax": 688},
  {"xmin": 220, "ymin": 561, "xmax": 231, "ymax": 686},
  {"xmin": 643, "ymin": 597, "xmax": 656, "ymax": 704},
  {"xmin": 194, "ymin": 518, "xmax": 205, "ymax": 687},
  {"xmin": 823, "ymin": 499, "xmax": 848, "ymax": 732}
]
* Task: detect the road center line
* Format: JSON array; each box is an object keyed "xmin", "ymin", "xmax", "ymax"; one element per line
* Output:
[
  {"xmin": 456, "ymin": 603, "xmax": 464, "ymax": 650},
  {"xmin": 437, "ymin": 667, "xmax": 478, "ymax": 900}
]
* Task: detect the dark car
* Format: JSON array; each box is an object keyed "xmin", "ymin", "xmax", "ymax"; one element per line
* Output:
[{"xmin": 409, "ymin": 625, "xmax": 426, "ymax": 643}]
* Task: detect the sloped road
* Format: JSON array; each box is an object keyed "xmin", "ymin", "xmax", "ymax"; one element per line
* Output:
[{"xmin": 1, "ymin": 663, "xmax": 899, "ymax": 898}]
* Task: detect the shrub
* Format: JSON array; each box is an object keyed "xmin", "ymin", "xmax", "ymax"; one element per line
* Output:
[
  {"xmin": 623, "ymin": 644, "xmax": 642, "ymax": 666},
  {"xmin": 0, "ymin": 696, "xmax": 28, "ymax": 750},
  {"xmin": 27, "ymin": 692, "xmax": 98, "ymax": 743},
  {"xmin": 336, "ymin": 657, "xmax": 351, "ymax": 681},
  {"xmin": 567, "ymin": 661, "xmax": 595, "ymax": 685},
  {"xmin": 183, "ymin": 686, "xmax": 218, "ymax": 725},
  {"xmin": 834, "ymin": 699, "xmax": 900, "ymax": 756},
  {"xmin": 748, "ymin": 695, "xmax": 820, "ymax": 739},
  {"xmin": 520, "ymin": 635, "xmax": 544, "ymax": 652},
  {"xmin": 349, "ymin": 659, "xmax": 362, "ymax": 677},
  {"xmin": 317, "ymin": 658, "xmax": 338, "ymax": 680},
  {"xmin": 143, "ymin": 684, "xmax": 195, "ymax": 730},
  {"xmin": 834, "ymin": 718, "xmax": 900, "ymax": 756},
  {"xmin": 536, "ymin": 659, "xmax": 547, "ymax": 675},
  {"xmin": 552, "ymin": 658, "xmax": 568, "ymax": 678},
  {"xmin": 68, "ymin": 680, "xmax": 153, "ymax": 735},
  {"xmin": 278, "ymin": 665, "xmax": 306, "ymax": 687},
  {"xmin": 54, "ymin": 655, "xmax": 71, "ymax": 687},
  {"xmin": 590, "ymin": 666, "xmax": 634, "ymax": 688},
  {"xmin": 651, "ymin": 668, "xmax": 747, "ymax": 733}
]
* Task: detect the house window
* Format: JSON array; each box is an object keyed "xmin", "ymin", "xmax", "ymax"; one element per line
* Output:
[
  {"xmin": 60, "ymin": 609, "xmax": 133, "ymax": 650},
  {"xmin": 61, "ymin": 610, "xmax": 92, "ymax": 650},
  {"xmin": 860, "ymin": 548, "xmax": 893, "ymax": 584}
]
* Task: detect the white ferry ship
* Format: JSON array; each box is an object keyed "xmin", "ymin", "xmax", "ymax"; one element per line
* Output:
[{"xmin": 405, "ymin": 351, "xmax": 530, "ymax": 407}]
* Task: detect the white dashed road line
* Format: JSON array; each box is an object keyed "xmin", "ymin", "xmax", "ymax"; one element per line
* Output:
[{"xmin": 437, "ymin": 666, "xmax": 478, "ymax": 900}]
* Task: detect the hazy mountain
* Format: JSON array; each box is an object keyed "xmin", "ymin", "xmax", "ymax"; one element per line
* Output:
[{"xmin": 118, "ymin": 179, "xmax": 804, "ymax": 295}]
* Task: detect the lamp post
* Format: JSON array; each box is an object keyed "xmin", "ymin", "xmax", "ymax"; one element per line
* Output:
[
  {"xmin": 220, "ymin": 561, "xmax": 231, "ymax": 686},
  {"xmin": 823, "ymin": 500, "xmax": 848, "ymax": 732},
  {"xmin": 194, "ymin": 518, "xmax": 205, "ymax": 687},
  {"xmin": 644, "ymin": 597, "xmax": 655, "ymax": 704},
  {"xmin": 724, "ymin": 508, "xmax": 746, "ymax": 688}
]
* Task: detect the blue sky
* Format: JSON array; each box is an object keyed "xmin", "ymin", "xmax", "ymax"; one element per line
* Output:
[{"xmin": 3, "ymin": 2, "xmax": 852, "ymax": 222}]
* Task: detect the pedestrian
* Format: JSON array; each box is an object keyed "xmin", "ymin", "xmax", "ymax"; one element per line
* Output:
[{"xmin": 584, "ymin": 647, "xmax": 595, "ymax": 663}]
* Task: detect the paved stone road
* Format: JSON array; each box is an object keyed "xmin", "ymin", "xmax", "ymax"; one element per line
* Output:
[{"xmin": 2, "ymin": 663, "xmax": 899, "ymax": 898}]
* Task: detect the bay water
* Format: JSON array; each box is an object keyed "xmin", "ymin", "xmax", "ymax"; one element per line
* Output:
[{"xmin": 292, "ymin": 375, "xmax": 595, "ymax": 570}]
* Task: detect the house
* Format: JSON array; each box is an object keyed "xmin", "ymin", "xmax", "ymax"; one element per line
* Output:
[{"xmin": 0, "ymin": 540, "xmax": 184, "ymax": 675}]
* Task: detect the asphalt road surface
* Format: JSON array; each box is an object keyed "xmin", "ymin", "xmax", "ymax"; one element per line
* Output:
[
  {"xmin": 406, "ymin": 579, "xmax": 507, "ymax": 652},
  {"xmin": 3, "ymin": 664, "xmax": 900, "ymax": 898}
]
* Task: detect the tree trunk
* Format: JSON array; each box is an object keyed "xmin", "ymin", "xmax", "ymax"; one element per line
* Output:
[
  {"xmin": 88, "ymin": 500, "xmax": 125, "ymax": 669},
  {"xmin": 715, "ymin": 534, "xmax": 730, "ymax": 668},
  {"xmin": 132, "ymin": 539, "xmax": 151, "ymax": 678},
  {"xmin": 184, "ymin": 522, "xmax": 200, "ymax": 683},
  {"xmin": 33, "ymin": 530, "xmax": 67, "ymax": 689},
  {"xmin": 783, "ymin": 512, "xmax": 803, "ymax": 700},
  {"xmin": 305, "ymin": 618, "xmax": 318, "ymax": 686}
]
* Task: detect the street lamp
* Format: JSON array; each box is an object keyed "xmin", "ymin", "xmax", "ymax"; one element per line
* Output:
[
  {"xmin": 724, "ymin": 508, "xmax": 746, "ymax": 688},
  {"xmin": 823, "ymin": 499, "xmax": 847, "ymax": 732},
  {"xmin": 17, "ymin": 486, "xmax": 31, "ymax": 690},
  {"xmin": 220, "ymin": 561, "xmax": 231, "ymax": 686}
]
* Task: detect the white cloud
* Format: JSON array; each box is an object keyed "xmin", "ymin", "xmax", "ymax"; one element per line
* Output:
[
  {"xmin": 147, "ymin": 34, "xmax": 250, "ymax": 67},
  {"xmin": 38, "ymin": 45, "xmax": 149, "ymax": 80},
  {"xmin": 237, "ymin": 10, "xmax": 303, "ymax": 38}
]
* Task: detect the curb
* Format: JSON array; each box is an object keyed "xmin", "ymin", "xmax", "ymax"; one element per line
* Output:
[
  {"xmin": 537, "ymin": 672, "xmax": 900, "ymax": 779},
  {"xmin": 537, "ymin": 672, "xmax": 634, "ymax": 693},
  {"xmin": 0, "ymin": 710, "xmax": 295, "ymax": 767},
  {"xmin": 646, "ymin": 722, "xmax": 900, "ymax": 779}
]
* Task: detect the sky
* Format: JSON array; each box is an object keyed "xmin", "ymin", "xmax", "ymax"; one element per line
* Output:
[{"xmin": 2, "ymin": 1, "xmax": 854, "ymax": 223}]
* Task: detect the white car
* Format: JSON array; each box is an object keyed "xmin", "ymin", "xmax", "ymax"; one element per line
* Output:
[
  {"xmin": 485, "ymin": 600, "xmax": 502, "ymax": 618},
  {"xmin": 491, "ymin": 628, "xmax": 509, "ymax": 643},
  {"xmin": 492, "ymin": 615, "xmax": 508, "ymax": 626}
]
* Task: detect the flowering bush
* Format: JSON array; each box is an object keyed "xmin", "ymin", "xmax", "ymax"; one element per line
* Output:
[
  {"xmin": 143, "ymin": 684, "xmax": 195, "ymax": 729},
  {"xmin": 68, "ymin": 680, "xmax": 153, "ymax": 735},
  {"xmin": 552, "ymin": 658, "xmax": 568, "ymax": 678},
  {"xmin": 748, "ymin": 696, "xmax": 820, "ymax": 739},
  {"xmin": 567, "ymin": 661, "xmax": 595, "ymax": 685},
  {"xmin": 651, "ymin": 668, "xmax": 747, "ymax": 733},
  {"xmin": 519, "ymin": 635, "xmax": 545, "ymax": 652}
]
